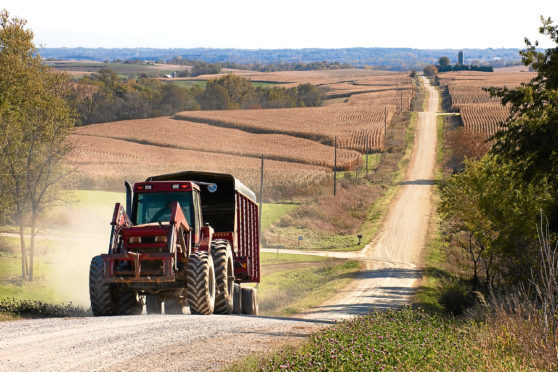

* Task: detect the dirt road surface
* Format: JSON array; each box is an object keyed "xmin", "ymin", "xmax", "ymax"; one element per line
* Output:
[{"xmin": 0, "ymin": 78, "xmax": 438, "ymax": 371}]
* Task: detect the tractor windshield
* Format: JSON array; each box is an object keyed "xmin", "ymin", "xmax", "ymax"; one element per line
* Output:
[{"xmin": 136, "ymin": 192, "xmax": 193, "ymax": 226}]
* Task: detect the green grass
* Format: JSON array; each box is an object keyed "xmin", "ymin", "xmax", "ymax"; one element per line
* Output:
[
  {"xmin": 335, "ymin": 153, "xmax": 381, "ymax": 181},
  {"xmin": 168, "ymin": 80, "xmax": 207, "ymax": 88},
  {"xmin": 260, "ymin": 252, "xmax": 328, "ymax": 265},
  {"xmin": 228, "ymin": 307, "xmax": 526, "ymax": 371},
  {"xmin": 256, "ymin": 260, "xmax": 360, "ymax": 316},
  {"xmin": 261, "ymin": 203, "xmax": 298, "ymax": 230}
]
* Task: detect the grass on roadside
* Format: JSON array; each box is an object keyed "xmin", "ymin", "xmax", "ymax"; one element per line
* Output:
[
  {"xmin": 256, "ymin": 260, "xmax": 360, "ymax": 316},
  {"xmin": 227, "ymin": 307, "xmax": 525, "ymax": 372}
]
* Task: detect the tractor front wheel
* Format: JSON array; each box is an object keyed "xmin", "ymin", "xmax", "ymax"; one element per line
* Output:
[
  {"xmin": 116, "ymin": 288, "xmax": 143, "ymax": 315},
  {"xmin": 211, "ymin": 240, "xmax": 234, "ymax": 314},
  {"xmin": 186, "ymin": 251, "xmax": 216, "ymax": 315},
  {"xmin": 89, "ymin": 255, "xmax": 116, "ymax": 316}
]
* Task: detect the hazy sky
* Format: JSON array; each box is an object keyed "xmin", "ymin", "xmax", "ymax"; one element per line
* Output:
[{"xmin": 3, "ymin": 0, "xmax": 558, "ymax": 49}]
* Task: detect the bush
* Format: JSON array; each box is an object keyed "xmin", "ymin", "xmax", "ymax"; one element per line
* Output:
[
  {"xmin": 0, "ymin": 298, "xmax": 90, "ymax": 318},
  {"xmin": 439, "ymin": 282, "xmax": 473, "ymax": 315}
]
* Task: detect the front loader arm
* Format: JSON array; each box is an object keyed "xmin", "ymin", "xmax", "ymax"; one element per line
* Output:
[
  {"xmin": 169, "ymin": 201, "xmax": 191, "ymax": 258},
  {"xmin": 108, "ymin": 203, "xmax": 132, "ymax": 253}
]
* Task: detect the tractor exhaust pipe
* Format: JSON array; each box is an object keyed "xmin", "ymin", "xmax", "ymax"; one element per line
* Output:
[{"xmin": 125, "ymin": 181, "xmax": 133, "ymax": 216}]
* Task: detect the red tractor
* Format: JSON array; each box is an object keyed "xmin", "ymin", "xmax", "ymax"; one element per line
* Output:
[{"xmin": 89, "ymin": 171, "xmax": 260, "ymax": 316}]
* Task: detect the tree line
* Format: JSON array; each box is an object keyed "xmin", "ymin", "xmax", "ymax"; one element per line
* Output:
[
  {"xmin": 68, "ymin": 70, "xmax": 322, "ymax": 125},
  {"xmin": 437, "ymin": 56, "xmax": 494, "ymax": 72},
  {"xmin": 439, "ymin": 18, "xmax": 557, "ymax": 295},
  {"xmin": 166, "ymin": 56, "xmax": 354, "ymax": 72}
]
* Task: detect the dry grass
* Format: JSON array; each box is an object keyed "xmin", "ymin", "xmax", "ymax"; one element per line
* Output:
[
  {"xmin": 175, "ymin": 105, "xmax": 397, "ymax": 152},
  {"xmin": 66, "ymin": 135, "xmax": 330, "ymax": 200},
  {"xmin": 74, "ymin": 117, "xmax": 362, "ymax": 170}
]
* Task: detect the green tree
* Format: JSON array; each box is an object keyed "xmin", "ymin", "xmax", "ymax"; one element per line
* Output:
[
  {"xmin": 297, "ymin": 83, "xmax": 322, "ymax": 107},
  {"xmin": 0, "ymin": 10, "xmax": 75, "ymax": 280},
  {"xmin": 487, "ymin": 16, "xmax": 558, "ymax": 231},
  {"xmin": 438, "ymin": 56, "xmax": 451, "ymax": 68}
]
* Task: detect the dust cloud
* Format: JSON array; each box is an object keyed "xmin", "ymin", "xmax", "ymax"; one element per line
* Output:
[{"xmin": 40, "ymin": 193, "xmax": 124, "ymax": 306}]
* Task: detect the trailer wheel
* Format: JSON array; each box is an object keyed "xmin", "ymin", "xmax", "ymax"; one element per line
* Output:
[
  {"xmin": 164, "ymin": 297, "xmax": 184, "ymax": 315},
  {"xmin": 116, "ymin": 288, "xmax": 143, "ymax": 315},
  {"xmin": 146, "ymin": 295, "xmax": 162, "ymax": 314},
  {"xmin": 241, "ymin": 287, "xmax": 259, "ymax": 315},
  {"xmin": 212, "ymin": 239, "xmax": 234, "ymax": 314},
  {"xmin": 186, "ymin": 251, "xmax": 216, "ymax": 315},
  {"xmin": 233, "ymin": 283, "xmax": 242, "ymax": 314},
  {"xmin": 89, "ymin": 255, "xmax": 116, "ymax": 316}
]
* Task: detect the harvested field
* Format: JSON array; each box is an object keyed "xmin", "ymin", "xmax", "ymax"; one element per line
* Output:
[
  {"xmin": 174, "ymin": 105, "xmax": 397, "ymax": 152},
  {"xmin": 74, "ymin": 117, "xmax": 362, "ymax": 170},
  {"xmin": 67, "ymin": 135, "xmax": 329, "ymax": 199}
]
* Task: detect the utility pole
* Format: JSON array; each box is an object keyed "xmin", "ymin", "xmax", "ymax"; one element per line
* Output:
[
  {"xmin": 365, "ymin": 133, "xmax": 369, "ymax": 177},
  {"xmin": 333, "ymin": 136, "xmax": 337, "ymax": 196},
  {"xmin": 259, "ymin": 154, "xmax": 263, "ymax": 247}
]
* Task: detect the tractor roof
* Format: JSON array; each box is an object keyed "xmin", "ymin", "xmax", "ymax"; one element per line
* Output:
[{"xmin": 145, "ymin": 171, "xmax": 257, "ymax": 203}]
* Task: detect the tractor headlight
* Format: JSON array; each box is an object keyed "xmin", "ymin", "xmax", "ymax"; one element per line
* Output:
[
  {"xmin": 155, "ymin": 235, "xmax": 167, "ymax": 243},
  {"xmin": 129, "ymin": 236, "xmax": 141, "ymax": 244}
]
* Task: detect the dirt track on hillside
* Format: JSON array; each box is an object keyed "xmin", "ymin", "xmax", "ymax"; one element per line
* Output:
[{"xmin": 0, "ymin": 78, "xmax": 438, "ymax": 371}]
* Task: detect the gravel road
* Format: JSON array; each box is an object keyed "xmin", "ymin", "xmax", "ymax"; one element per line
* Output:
[{"xmin": 0, "ymin": 77, "xmax": 438, "ymax": 371}]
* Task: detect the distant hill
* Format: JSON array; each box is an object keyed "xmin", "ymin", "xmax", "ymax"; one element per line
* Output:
[{"xmin": 39, "ymin": 47, "xmax": 522, "ymax": 71}]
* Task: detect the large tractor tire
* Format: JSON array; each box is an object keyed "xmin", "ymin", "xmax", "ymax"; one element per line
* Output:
[
  {"xmin": 116, "ymin": 288, "xmax": 143, "ymax": 315},
  {"xmin": 232, "ymin": 283, "xmax": 242, "ymax": 314},
  {"xmin": 241, "ymin": 287, "xmax": 259, "ymax": 315},
  {"xmin": 211, "ymin": 240, "xmax": 234, "ymax": 315},
  {"xmin": 186, "ymin": 251, "xmax": 216, "ymax": 315},
  {"xmin": 146, "ymin": 295, "xmax": 162, "ymax": 314},
  {"xmin": 89, "ymin": 255, "xmax": 116, "ymax": 316},
  {"xmin": 164, "ymin": 297, "xmax": 184, "ymax": 315}
]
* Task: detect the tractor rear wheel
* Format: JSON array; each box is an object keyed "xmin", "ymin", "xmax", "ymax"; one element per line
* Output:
[
  {"xmin": 146, "ymin": 295, "xmax": 162, "ymax": 314},
  {"xmin": 89, "ymin": 255, "xmax": 116, "ymax": 316},
  {"xmin": 116, "ymin": 288, "xmax": 143, "ymax": 315},
  {"xmin": 211, "ymin": 240, "xmax": 234, "ymax": 314},
  {"xmin": 186, "ymin": 251, "xmax": 216, "ymax": 315},
  {"xmin": 164, "ymin": 297, "xmax": 184, "ymax": 314},
  {"xmin": 241, "ymin": 287, "xmax": 259, "ymax": 315},
  {"xmin": 232, "ymin": 283, "xmax": 242, "ymax": 314}
]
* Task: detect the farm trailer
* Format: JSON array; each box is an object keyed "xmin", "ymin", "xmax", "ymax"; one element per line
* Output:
[{"xmin": 89, "ymin": 171, "xmax": 260, "ymax": 315}]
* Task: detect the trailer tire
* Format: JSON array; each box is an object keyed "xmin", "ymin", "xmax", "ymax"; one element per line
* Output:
[
  {"xmin": 146, "ymin": 295, "xmax": 162, "ymax": 314},
  {"xmin": 241, "ymin": 287, "xmax": 259, "ymax": 315},
  {"xmin": 116, "ymin": 288, "xmax": 143, "ymax": 315},
  {"xmin": 164, "ymin": 297, "xmax": 184, "ymax": 315},
  {"xmin": 233, "ymin": 283, "xmax": 242, "ymax": 314},
  {"xmin": 187, "ymin": 251, "xmax": 216, "ymax": 315},
  {"xmin": 212, "ymin": 240, "xmax": 234, "ymax": 314},
  {"xmin": 89, "ymin": 255, "xmax": 116, "ymax": 316}
]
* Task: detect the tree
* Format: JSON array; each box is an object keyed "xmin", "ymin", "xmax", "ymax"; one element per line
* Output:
[
  {"xmin": 423, "ymin": 65, "xmax": 438, "ymax": 76},
  {"xmin": 487, "ymin": 16, "xmax": 558, "ymax": 231},
  {"xmin": 0, "ymin": 10, "xmax": 75, "ymax": 280},
  {"xmin": 297, "ymin": 83, "xmax": 322, "ymax": 107},
  {"xmin": 439, "ymin": 56, "xmax": 451, "ymax": 68}
]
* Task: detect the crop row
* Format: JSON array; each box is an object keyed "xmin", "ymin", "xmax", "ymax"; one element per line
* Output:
[
  {"xmin": 453, "ymin": 104, "xmax": 510, "ymax": 137},
  {"xmin": 174, "ymin": 105, "xmax": 397, "ymax": 152},
  {"xmin": 74, "ymin": 117, "xmax": 362, "ymax": 171},
  {"xmin": 67, "ymin": 135, "xmax": 330, "ymax": 200}
]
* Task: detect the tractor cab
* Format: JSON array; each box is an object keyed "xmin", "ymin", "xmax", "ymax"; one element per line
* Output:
[{"xmin": 130, "ymin": 181, "xmax": 203, "ymax": 245}]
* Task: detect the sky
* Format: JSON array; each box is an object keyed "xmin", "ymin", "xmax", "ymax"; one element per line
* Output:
[{"xmin": 3, "ymin": 0, "xmax": 558, "ymax": 50}]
